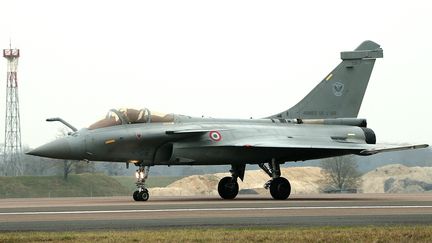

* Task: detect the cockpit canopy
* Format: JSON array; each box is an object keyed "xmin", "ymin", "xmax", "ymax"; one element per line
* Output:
[{"xmin": 88, "ymin": 108, "xmax": 174, "ymax": 130}]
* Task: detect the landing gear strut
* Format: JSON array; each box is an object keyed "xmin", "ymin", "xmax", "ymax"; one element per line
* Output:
[
  {"xmin": 218, "ymin": 164, "xmax": 245, "ymax": 199},
  {"xmin": 133, "ymin": 165, "xmax": 150, "ymax": 201},
  {"xmin": 259, "ymin": 159, "xmax": 291, "ymax": 200}
]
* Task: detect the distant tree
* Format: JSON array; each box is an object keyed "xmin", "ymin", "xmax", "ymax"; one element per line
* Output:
[
  {"xmin": 56, "ymin": 128, "xmax": 75, "ymax": 180},
  {"xmin": 22, "ymin": 155, "xmax": 56, "ymax": 176},
  {"xmin": 320, "ymin": 155, "xmax": 361, "ymax": 191},
  {"xmin": 63, "ymin": 160, "xmax": 74, "ymax": 180},
  {"xmin": 74, "ymin": 161, "xmax": 95, "ymax": 174},
  {"xmin": 102, "ymin": 162, "xmax": 125, "ymax": 176}
]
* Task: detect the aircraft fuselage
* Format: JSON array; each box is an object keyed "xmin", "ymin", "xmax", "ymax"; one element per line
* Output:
[{"xmin": 33, "ymin": 117, "xmax": 370, "ymax": 166}]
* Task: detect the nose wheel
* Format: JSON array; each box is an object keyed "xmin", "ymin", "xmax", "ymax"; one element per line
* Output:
[
  {"xmin": 133, "ymin": 188, "xmax": 149, "ymax": 201},
  {"xmin": 133, "ymin": 165, "xmax": 150, "ymax": 201}
]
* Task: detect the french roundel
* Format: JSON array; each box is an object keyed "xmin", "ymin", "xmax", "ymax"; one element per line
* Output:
[{"xmin": 209, "ymin": 131, "xmax": 222, "ymax": 141}]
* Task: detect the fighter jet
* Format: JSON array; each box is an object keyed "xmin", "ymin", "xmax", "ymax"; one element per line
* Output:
[{"xmin": 28, "ymin": 40, "xmax": 428, "ymax": 201}]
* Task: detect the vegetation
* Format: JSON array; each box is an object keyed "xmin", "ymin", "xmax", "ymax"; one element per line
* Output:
[
  {"xmin": 320, "ymin": 155, "xmax": 361, "ymax": 192},
  {"xmin": 0, "ymin": 173, "xmax": 129, "ymax": 198},
  {"xmin": 1, "ymin": 225, "xmax": 432, "ymax": 242},
  {"xmin": 0, "ymin": 174, "xmax": 184, "ymax": 198}
]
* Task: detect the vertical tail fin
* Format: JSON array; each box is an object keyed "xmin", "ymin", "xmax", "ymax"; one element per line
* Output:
[{"xmin": 270, "ymin": 40, "xmax": 383, "ymax": 119}]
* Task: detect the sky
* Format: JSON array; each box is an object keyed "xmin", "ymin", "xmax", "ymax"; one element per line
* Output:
[{"xmin": 0, "ymin": 0, "xmax": 431, "ymax": 148}]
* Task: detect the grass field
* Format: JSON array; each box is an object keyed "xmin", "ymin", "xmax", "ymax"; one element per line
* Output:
[
  {"xmin": 0, "ymin": 174, "xmax": 184, "ymax": 198},
  {"xmin": 1, "ymin": 225, "xmax": 431, "ymax": 242},
  {"xmin": 0, "ymin": 174, "xmax": 130, "ymax": 198}
]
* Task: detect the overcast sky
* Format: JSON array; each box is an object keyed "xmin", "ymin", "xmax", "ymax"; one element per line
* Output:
[{"xmin": 0, "ymin": 0, "xmax": 431, "ymax": 148}]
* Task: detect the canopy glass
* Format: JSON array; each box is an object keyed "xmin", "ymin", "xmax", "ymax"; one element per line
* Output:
[{"xmin": 88, "ymin": 108, "xmax": 174, "ymax": 130}]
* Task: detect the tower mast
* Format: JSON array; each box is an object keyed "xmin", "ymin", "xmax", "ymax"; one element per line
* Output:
[{"xmin": 2, "ymin": 46, "xmax": 23, "ymax": 176}]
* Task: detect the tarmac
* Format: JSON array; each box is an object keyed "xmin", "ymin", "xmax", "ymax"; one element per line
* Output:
[{"xmin": 1, "ymin": 193, "xmax": 432, "ymax": 231}]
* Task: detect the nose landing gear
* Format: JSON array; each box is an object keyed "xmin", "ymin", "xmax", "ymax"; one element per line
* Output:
[
  {"xmin": 133, "ymin": 188, "xmax": 149, "ymax": 201},
  {"xmin": 133, "ymin": 165, "xmax": 150, "ymax": 201}
]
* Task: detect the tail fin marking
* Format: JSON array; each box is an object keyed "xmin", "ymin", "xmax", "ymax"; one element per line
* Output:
[{"xmin": 269, "ymin": 40, "xmax": 383, "ymax": 119}]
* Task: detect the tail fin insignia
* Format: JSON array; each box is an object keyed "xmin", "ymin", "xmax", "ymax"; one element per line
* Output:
[{"xmin": 269, "ymin": 40, "xmax": 383, "ymax": 119}]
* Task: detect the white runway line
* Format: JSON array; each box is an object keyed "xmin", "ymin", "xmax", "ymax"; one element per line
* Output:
[{"xmin": 1, "ymin": 205, "xmax": 432, "ymax": 216}]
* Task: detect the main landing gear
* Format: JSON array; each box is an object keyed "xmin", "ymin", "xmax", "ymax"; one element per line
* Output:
[
  {"xmin": 133, "ymin": 165, "xmax": 150, "ymax": 201},
  {"xmin": 218, "ymin": 164, "xmax": 245, "ymax": 199},
  {"xmin": 217, "ymin": 161, "xmax": 291, "ymax": 200},
  {"xmin": 259, "ymin": 159, "xmax": 291, "ymax": 200}
]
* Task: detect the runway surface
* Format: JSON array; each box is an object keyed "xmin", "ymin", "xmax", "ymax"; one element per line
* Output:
[{"xmin": 1, "ymin": 193, "xmax": 432, "ymax": 231}]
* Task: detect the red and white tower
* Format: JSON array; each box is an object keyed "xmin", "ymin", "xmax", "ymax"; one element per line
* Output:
[{"xmin": 2, "ymin": 47, "xmax": 23, "ymax": 176}]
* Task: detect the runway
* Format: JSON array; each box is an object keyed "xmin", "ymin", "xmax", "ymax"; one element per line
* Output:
[{"xmin": 1, "ymin": 193, "xmax": 432, "ymax": 231}]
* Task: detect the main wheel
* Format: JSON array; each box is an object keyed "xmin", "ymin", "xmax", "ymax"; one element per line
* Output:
[
  {"xmin": 218, "ymin": 176, "xmax": 239, "ymax": 199},
  {"xmin": 133, "ymin": 190, "xmax": 141, "ymax": 201},
  {"xmin": 139, "ymin": 190, "xmax": 149, "ymax": 201},
  {"xmin": 270, "ymin": 177, "xmax": 291, "ymax": 200}
]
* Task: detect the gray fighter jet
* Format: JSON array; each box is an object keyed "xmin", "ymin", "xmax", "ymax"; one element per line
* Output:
[{"xmin": 28, "ymin": 41, "xmax": 428, "ymax": 201}]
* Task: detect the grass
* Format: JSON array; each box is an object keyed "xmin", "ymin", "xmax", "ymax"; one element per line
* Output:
[
  {"xmin": 0, "ymin": 174, "xmax": 130, "ymax": 198},
  {"xmin": 0, "ymin": 174, "xmax": 184, "ymax": 198},
  {"xmin": 1, "ymin": 225, "xmax": 432, "ymax": 242},
  {"xmin": 113, "ymin": 175, "xmax": 184, "ymax": 191}
]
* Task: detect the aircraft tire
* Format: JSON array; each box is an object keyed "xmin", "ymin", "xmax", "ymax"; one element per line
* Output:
[
  {"xmin": 133, "ymin": 190, "xmax": 141, "ymax": 201},
  {"xmin": 270, "ymin": 177, "xmax": 291, "ymax": 200},
  {"xmin": 218, "ymin": 176, "xmax": 239, "ymax": 199},
  {"xmin": 139, "ymin": 190, "xmax": 149, "ymax": 201}
]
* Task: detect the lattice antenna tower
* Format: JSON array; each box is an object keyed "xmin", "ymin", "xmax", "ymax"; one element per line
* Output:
[{"xmin": 2, "ymin": 45, "xmax": 23, "ymax": 176}]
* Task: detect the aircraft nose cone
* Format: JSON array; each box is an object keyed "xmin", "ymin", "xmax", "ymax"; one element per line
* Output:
[{"xmin": 27, "ymin": 138, "xmax": 72, "ymax": 159}]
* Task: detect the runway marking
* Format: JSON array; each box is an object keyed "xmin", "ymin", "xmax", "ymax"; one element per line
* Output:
[{"xmin": 1, "ymin": 205, "xmax": 432, "ymax": 216}]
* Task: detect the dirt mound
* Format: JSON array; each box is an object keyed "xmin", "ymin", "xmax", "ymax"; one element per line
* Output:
[
  {"xmin": 150, "ymin": 175, "xmax": 220, "ymax": 196},
  {"xmin": 150, "ymin": 164, "xmax": 432, "ymax": 196},
  {"xmin": 150, "ymin": 167, "xmax": 324, "ymax": 196},
  {"xmin": 360, "ymin": 164, "xmax": 432, "ymax": 193}
]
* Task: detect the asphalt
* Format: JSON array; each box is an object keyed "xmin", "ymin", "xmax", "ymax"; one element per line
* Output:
[{"xmin": 1, "ymin": 193, "xmax": 432, "ymax": 231}]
